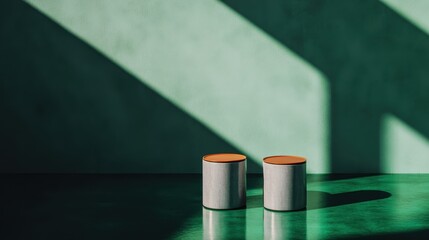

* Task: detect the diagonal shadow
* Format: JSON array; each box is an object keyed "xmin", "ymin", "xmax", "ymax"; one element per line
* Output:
[
  {"xmin": 246, "ymin": 190, "xmax": 391, "ymax": 210},
  {"xmin": 0, "ymin": 1, "xmax": 263, "ymax": 239},
  {"xmin": 307, "ymin": 190, "xmax": 391, "ymax": 210},
  {"xmin": 222, "ymin": 0, "xmax": 429, "ymax": 173},
  {"xmin": 0, "ymin": 174, "xmax": 205, "ymax": 239},
  {"xmin": 0, "ymin": 1, "xmax": 261, "ymax": 173}
]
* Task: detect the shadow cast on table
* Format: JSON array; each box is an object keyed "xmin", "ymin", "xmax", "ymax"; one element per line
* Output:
[
  {"xmin": 0, "ymin": 174, "xmax": 206, "ymax": 240},
  {"xmin": 246, "ymin": 190, "xmax": 391, "ymax": 210},
  {"xmin": 307, "ymin": 190, "xmax": 391, "ymax": 210},
  {"xmin": 307, "ymin": 174, "xmax": 380, "ymax": 183}
]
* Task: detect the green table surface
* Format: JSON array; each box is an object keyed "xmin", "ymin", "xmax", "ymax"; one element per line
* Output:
[{"xmin": 1, "ymin": 174, "xmax": 428, "ymax": 239}]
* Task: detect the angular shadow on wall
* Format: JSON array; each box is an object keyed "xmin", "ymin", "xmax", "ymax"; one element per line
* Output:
[
  {"xmin": 222, "ymin": 0, "xmax": 429, "ymax": 173},
  {"xmin": 0, "ymin": 1, "xmax": 261, "ymax": 173}
]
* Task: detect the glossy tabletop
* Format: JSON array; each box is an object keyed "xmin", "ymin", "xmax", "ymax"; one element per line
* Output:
[{"xmin": 1, "ymin": 174, "xmax": 429, "ymax": 239}]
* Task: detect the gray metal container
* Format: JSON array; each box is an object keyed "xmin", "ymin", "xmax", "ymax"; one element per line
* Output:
[
  {"xmin": 202, "ymin": 153, "xmax": 246, "ymax": 209},
  {"xmin": 263, "ymin": 155, "xmax": 306, "ymax": 211}
]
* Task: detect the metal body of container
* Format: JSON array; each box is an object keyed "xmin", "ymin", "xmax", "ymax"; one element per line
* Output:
[
  {"xmin": 263, "ymin": 155, "xmax": 306, "ymax": 211},
  {"xmin": 203, "ymin": 153, "xmax": 246, "ymax": 210}
]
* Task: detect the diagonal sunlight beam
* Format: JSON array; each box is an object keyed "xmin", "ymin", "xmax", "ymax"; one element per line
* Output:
[
  {"xmin": 381, "ymin": 114, "xmax": 429, "ymax": 173},
  {"xmin": 381, "ymin": 0, "xmax": 429, "ymax": 36},
  {"xmin": 26, "ymin": 0, "xmax": 330, "ymax": 173}
]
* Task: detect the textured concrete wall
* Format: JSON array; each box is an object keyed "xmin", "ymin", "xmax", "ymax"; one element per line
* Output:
[
  {"xmin": 2, "ymin": 0, "xmax": 429, "ymax": 173},
  {"xmin": 1, "ymin": 1, "xmax": 263, "ymax": 173},
  {"xmin": 222, "ymin": 0, "xmax": 429, "ymax": 173}
]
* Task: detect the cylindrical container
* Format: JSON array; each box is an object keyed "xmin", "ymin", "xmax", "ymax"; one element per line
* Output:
[
  {"xmin": 203, "ymin": 207, "xmax": 246, "ymax": 239},
  {"xmin": 263, "ymin": 155, "xmax": 306, "ymax": 211},
  {"xmin": 203, "ymin": 153, "xmax": 246, "ymax": 209}
]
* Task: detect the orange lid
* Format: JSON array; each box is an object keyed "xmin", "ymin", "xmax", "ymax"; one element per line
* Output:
[
  {"xmin": 263, "ymin": 155, "xmax": 306, "ymax": 165},
  {"xmin": 203, "ymin": 153, "xmax": 246, "ymax": 163}
]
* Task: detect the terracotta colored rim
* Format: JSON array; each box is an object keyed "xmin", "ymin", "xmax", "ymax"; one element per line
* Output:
[
  {"xmin": 263, "ymin": 155, "xmax": 306, "ymax": 165},
  {"xmin": 203, "ymin": 153, "xmax": 246, "ymax": 163}
]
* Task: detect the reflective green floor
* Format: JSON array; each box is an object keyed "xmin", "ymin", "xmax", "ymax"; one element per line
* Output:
[{"xmin": 1, "ymin": 174, "xmax": 429, "ymax": 239}]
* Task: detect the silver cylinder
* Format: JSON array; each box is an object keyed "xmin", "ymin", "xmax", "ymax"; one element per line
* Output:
[
  {"xmin": 203, "ymin": 153, "xmax": 246, "ymax": 209},
  {"xmin": 263, "ymin": 156, "xmax": 306, "ymax": 211}
]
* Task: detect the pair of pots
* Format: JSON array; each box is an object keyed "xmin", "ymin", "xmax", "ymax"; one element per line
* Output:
[{"xmin": 202, "ymin": 153, "xmax": 306, "ymax": 211}]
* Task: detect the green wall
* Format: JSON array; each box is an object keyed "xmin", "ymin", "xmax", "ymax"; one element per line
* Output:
[
  {"xmin": 0, "ymin": 1, "xmax": 261, "ymax": 173},
  {"xmin": 1, "ymin": 0, "xmax": 429, "ymax": 173},
  {"xmin": 221, "ymin": 0, "xmax": 429, "ymax": 173}
]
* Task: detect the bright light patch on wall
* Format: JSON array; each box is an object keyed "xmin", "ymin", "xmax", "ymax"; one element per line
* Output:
[
  {"xmin": 381, "ymin": 0, "xmax": 429, "ymax": 36},
  {"xmin": 26, "ymin": 0, "xmax": 330, "ymax": 173},
  {"xmin": 382, "ymin": 114, "xmax": 429, "ymax": 173}
]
